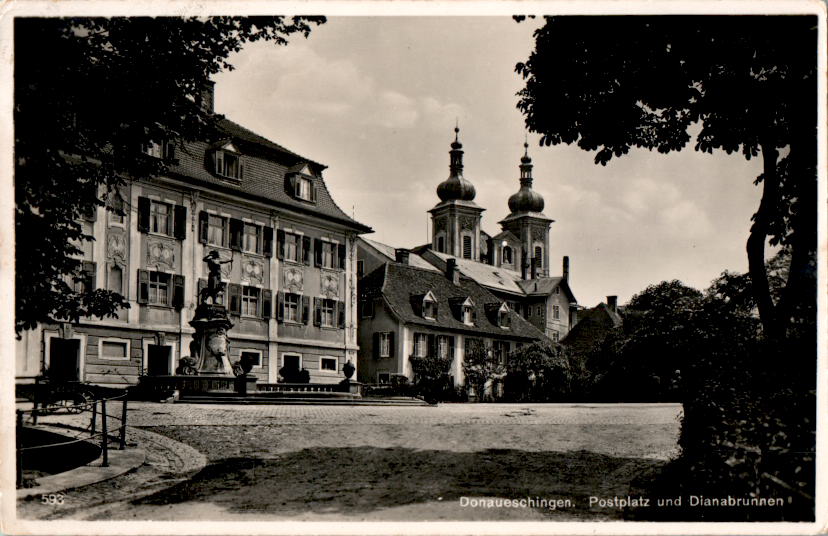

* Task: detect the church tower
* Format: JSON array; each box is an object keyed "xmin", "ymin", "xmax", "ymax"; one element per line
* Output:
[
  {"xmin": 498, "ymin": 142, "xmax": 553, "ymax": 279},
  {"xmin": 429, "ymin": 127, "xmax": 485, "ymax": 260}
]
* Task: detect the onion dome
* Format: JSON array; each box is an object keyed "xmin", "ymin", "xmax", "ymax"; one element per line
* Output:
[
  {"xmin": 508, "ymin": 141, "xmax": 545, "ymax": 213},
  {"xmin": 436, "ymin": 126, "xmax": 476, "ymax": 202}
]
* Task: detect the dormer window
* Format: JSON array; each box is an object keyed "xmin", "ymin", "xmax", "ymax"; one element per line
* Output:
[
  {"xmin": 214, "ymin": 142, "xmax": 242, "ymax": 181},
  {"xmin": 296, "ymin": 176, "xmax": 313, "ymax": 200},
  {"xmin": 288, "ymin": 163, "xmax": 318, "ymax": 203},
  {"xmin": 449, "ymin": 296, "xmax": 475, "ymax": 325},
  {"xmin": 498, "ymin": 303, "xmax": 511, "ymax": 329},
  {"xmin": 462, "ymin": 305, "xmax": 473, "ymax": 324},
  {"xmin": 142, "ymin": 140, "xmax": 176, "ymax": 161},
  {"xmin": 422, "ymin": 291, "xmax": 437, "ymax": 320},
  {"xmin": 502, "ymin": 246, "xmax": 513, "ymax": 264}
]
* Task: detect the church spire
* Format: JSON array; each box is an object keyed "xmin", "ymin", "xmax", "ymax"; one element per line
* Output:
[
  {"xmin": 436, "ymin": 125, "xmax": 476, "ymax": 202},
  {"xmin": 508, "ymin": 139, "xmax": 544, "ymax": 213}
]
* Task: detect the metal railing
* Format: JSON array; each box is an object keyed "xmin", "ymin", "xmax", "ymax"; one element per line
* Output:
[
  {"xmin": 16, "ymin": 391, "xmax": 128, "ymax": 488},
  {"xmin": 257, "ymin": 383, "xmax": 340, "ymax": 393}
]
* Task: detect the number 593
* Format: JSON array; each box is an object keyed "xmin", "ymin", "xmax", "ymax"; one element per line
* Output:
[{"xmin": 41, "ymin": 493, "xmax": 64, "ymax": 505}]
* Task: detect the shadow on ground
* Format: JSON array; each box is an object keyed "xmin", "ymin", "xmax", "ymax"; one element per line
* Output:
[{"xmin": 133, "ymin": 447, "xmax": 659, "ymax": 518}]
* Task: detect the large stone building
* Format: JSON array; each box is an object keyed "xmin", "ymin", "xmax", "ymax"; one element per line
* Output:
[{"xmin": 15, "ymin": 85, "xmax": 371, "ymax": 387}]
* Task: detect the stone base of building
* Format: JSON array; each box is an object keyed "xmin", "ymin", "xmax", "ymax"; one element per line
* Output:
[{"xmin": 138, "ymin": 375, "xmax": 245, "ymax": 397}]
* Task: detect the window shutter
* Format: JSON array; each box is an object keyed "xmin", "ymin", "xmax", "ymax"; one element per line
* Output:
[
  {"xmin": 164, "ymin": 140, "xmax": 176, "ymax": 161},
  {"xmin": 310, "ymin": 186, "xmax": 318, "ymax": 203},
  {"xmin": 433, "ymin": 302, "xmax": 439, "ymax": 319},
  {"xmin": 337, "ymin": 243, "xmax": 346, "ymax": 270},
  {"xmin": 313, "ymin": 298, "xmax": 321, "ymax": 326},
  {"xmin": 228, "ymin": 283, "xmax": 241, "ymax": 315},
  {"xmin": 239, "ymin": 160, "xmax": 244, "ymax": 180},
  {"xmin": 263, "ymin": 226, "xmax": 274, "ymax": 258},
  {"xmin": 388, "ymin": 332, "xmax": 395, "ymax": 358},
  {"xmin": 337, "ymin": 300, "xmax": 345, "ymax": 329},
  {"xmin": 197, "ymin": 278, "xmax": 206, "ymax": 303},
  {"xmin": 373, "ymin": 333, "xmax": 380, "ymax": 359},
  {"xmin": 313, "ymin": 239, "xmax": 322, "ymax": 267},
  {"xmin": 229, "ymin": 218, "xmax": 243, "ymax": 251},
  {"xmin": 427, "ymin": 334, "xmax": 436, "ymax": 357},
  {"xmin": 82, "ymin": 261, "xmax": 96, "ymax": 291},
  {"xmin": 292, "ymin": 176, "xmax": 300, "ymax": 198},
  {"xmin": 301, "ymin": 295, "xmax": 310, "ymax": 325},
  {"xmin": 448, "ymin": 337, "xmax": 455, "ymax": 360},
  {"xmin": 471, "ymin": 309, "xmax": 478, "ymax": 324},
  {"xmin": 137, "ymin": 269, "xmax": 149, "ymax": 304},
  {"xmin": 172, "ymin": 274, "xmax": 185, "ymax": 309},
  {"xmin": 137, "ymin": 197, "xmax": 150, "ymax": 233},
  {"xmin": 302, "ymin": 236, "xmax": 311, "ymax": 265},
  {"xmin": 215, "ymin": 150, "xmax": 224, "ymax": 175},
  {"xmin": 262, "ymin": 289, "xmax": 273, "ymax": 319},
  {"xmin": 276, "ymin": 291, "xmax": 284, "ymax": 322},
  {"xmin": 276, "ymin": 229, "xmax": 285, "ymax": 260},
  {"xmin": 198, "ymin": 211, "xmax": 209, "ymax": 244},
  {"xmin": 173, "ymin": 205, "xmax": 187, "ymax": 240}
]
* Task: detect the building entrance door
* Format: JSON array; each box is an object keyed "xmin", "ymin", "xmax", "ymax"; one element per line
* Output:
[
  {"xmin": 147, "ymin": 344, "xmax": 172, "ymax": 376},
  {"xmin": 48, "ymin": 338, "xmax": 81, "ymax": 381}
]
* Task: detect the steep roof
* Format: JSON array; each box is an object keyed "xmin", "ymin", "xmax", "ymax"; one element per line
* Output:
[
  {"xmin": 360, "ymin": 238, "xmax": 440, "ymax": 272},
  {"xmin": 561, "ymin": 302, "xmax": 623, "ymax": 350},
  {"xmin": 517, "ymin": 277, "xmax": 577, "ymax": 303},
  {"xmin": 360, "ymin": 262, "xmax": 548, "ymax": 341},
  {"xmin": 422, "ymin": 250, "xmax": 526, "ymax": 296},
  {"xmin": 167, "ymin": 118, "xmax": 372, "ymax": 233}
]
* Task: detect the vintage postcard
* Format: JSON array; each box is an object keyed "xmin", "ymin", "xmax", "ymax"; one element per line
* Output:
[{"xmin": 1, "ymin": 1, "xmax": 825, "ymax": 535}]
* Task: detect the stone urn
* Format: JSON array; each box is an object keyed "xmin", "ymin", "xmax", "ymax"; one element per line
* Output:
[{"xmin": 342, "ymin": 359, "xmax": 355, "ymax": 380}]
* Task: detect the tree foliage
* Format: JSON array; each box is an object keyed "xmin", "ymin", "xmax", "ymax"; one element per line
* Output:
[
  {"xmin": 15, "ymin": 16, "xmax": 325, "ymax": 334},
  {"xmin": 461, "ymin": 339, "xmax": 504, "ymax": 402},
  {"xmin": 515, "ymin": 16, "xmax": 817, "ymax": 343},
  {"xmin": 504, "ymin": 341, "xmax": 570, "ymax": 402}
]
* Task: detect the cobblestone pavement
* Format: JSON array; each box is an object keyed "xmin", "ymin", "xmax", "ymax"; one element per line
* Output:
[
  {"xmin": 126, "ymin": 401, "xmax": 683, "ymax": 426},
  {"xmin": 17, "ymin": 402, "xmax": 683, "ymax": 522}
]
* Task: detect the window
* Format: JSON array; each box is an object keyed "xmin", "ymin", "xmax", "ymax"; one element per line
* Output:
[
  {"xmin": 360, "ymin": 299, "xmax": 375, "ymax": 319},
  {"xmin": 494, "ymin": 341, "xmax": 511, "ymax": 364},
  {"xmin": 378, "ymin": 372, "xmax": 391, "ymax": 384},
  {"xmin": 243, "ymin": 223, "xmax": 261, "ymax": 254},
  {"xmin": 499, "ymin": 310, "xmax": 510, "ymax": 328},
  {"xmin": 142, "ymin": 141, "xmax": 163, "ymax": 158},
  {"xmin": 413, "ymin": 333, "xmax": 428, "ymax": 357},
  {"xmin": 320, "ymin": 241, "xmax": 341, "ymax": 269},
  {"xmin": 284, "ymin": 293, "xmax": 300, "ymax": 322},
  {"xmin": 107, "ymin": 264, "xmax": 123, "ymax": 294},
  {"xmin": 554, "ymin": 287, "xmax": 560, "ymax": 295},
  {"xmin": 107, "ymin": 192, "xmax": 125, "ymax": 225},
  {"xmin": 285, "ymin": 233, "xmax": 300, "ymax": 262},
  {"xmin": 553, "ymin": 305, "xmax": 560, "ymax": 320},
  {"xmin": 149, "ymin": 272, "xmax": 171, "ymax": 305},
  {"xmin": 537, "ymin": 305, "xmax": 543, "ymax": 316},
  {"xmin": 207, "ymin": 215, "xmax": 227, "ymax": 247},
  {"xmin": 502, "ymin": 246, "xmax": 512, "ymax": 264},
  {"xmin": 462, "ymin": 235, "xmax": 472, "ymax": 259},
  {"xmin": 296, "ymin": 176, "xmax": 313, "ymax": 200},
  {"xmin": 551, "ymin": 331, "xmax": 560, "ymax": 343},
  {"xmin": 240, "ymin": 350, "xmax": 262, "ymax": 368},
  {"xmin": 423, "ymin": 301, "xmax": 436, "ymax": 320},
  {"xmin": 379, "ymin": 332, "xmax": 391, "ymax": 357},
  {"xmin": 216, "ymin": 150, "xmax": 241, "ymax": 180},
  {"xmin": 320, "ymin": 298, "xmax": 336, "ymax": 328},
  {"xmin": 437, "ymin": 236, "xmax": 445, "ymax": 253},
  {"xmin": 463, "ymin": 305, "xmax": 474, "ymax": 325},
  {"xmin": 100, "ymin": 340, "xmax": 129, "ymax": 361},
  {"xmin": 320, "ymin": 357, "xmax": 337, "ymax": 372},
  {"xmin": 149, "ymin": 200, "xmax": 172, "ymax": 236},
  {"xmin": 241, "ymin": 286, "xmax": 260, "ymax": 317},
  {"xmin": 437, "ymin": 335, "xmax": 454, "ymax": 359},
  {"xmin": 534, "ymin": 246, "xmax": 543, "ymax": 267},
  {"xmin": 282, "ymin": 354, "xmax": 301, "ymax": 370}
]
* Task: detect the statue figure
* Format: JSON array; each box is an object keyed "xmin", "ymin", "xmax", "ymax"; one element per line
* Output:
[
  {"xmin": 200, "ymin": 250, "xmax": 232, "ymax": 305},
  {"xmin": 176, "ymin": 356, "xmax": 198, "ymax": 375}
]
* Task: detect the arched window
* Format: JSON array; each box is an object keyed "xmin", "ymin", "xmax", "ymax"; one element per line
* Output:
[
  {"xmin": 502, "ymin": 246, "xmax": 513, "ymax": 264},
  {"xmin": 437, "ymin": 236, "xmax": 445, "ymax": 253},
  {"xmin": 462, "ymin": 235, "xmax": 472, "ymax": 259},
  {"xmin": 108, "ymin": 264, "xmax": 123, "ymax": 294},
  {"xmin": 534, "ymin": 246, "xmax": 543, "ymax": 268}
]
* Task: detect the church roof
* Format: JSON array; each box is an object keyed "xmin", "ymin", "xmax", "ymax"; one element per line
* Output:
[
  {"xmin": 360, "ymin": 238, "xmax": 440, "ymax": 272},
  {"xmin": 424, "ymin": 250, "xmax": 526, "ymax": 295}
]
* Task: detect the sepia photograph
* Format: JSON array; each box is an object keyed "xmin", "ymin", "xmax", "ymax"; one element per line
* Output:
[{"xmin": 2, "ymin": 2, "xmax": 825, "ymax": 534}]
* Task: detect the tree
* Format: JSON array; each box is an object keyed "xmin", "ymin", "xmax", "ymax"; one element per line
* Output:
[
  {"xmin": 461, "ymin": 339, "xmax": 504, "ymax": 402},
  {"xmin": 505, "ymin": 341, "xmax": 570, "ymax": 401},
  {"xmin": 15, "ymin": 16, "xmax": 325, "ymax": 334},
  {"xmin": 515, "ymin": 16, "xmax": 817, "ymax": 344}
]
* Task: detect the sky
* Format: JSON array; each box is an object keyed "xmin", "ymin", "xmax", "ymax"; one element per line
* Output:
[{"xmin": 213, "ymin": 16, "xmax": 765, "ymax": 308}]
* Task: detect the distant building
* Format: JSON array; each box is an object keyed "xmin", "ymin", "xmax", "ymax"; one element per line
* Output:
[
  {"xmin": 561, "ymin": 296, "xmax": 623, "ymax": 357},
  {"xmin": 357, "ymin": 256, "xmax": 548, "ymax": 386},
  {"xmin": 16, "ymin": 83, "xmax": 371, "ymax": 387}
]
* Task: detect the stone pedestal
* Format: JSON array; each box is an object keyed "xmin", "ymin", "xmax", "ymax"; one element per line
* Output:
[
  {"xmin": 235, "ymin": 374, "xmax": 257, "ymax": 395},
  {"xmin": 189, "ymin": 304, "xmax": 234, "ymax": 376}
]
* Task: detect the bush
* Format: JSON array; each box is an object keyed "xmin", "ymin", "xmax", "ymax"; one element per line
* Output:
[
  {"xmin": 503, "ymin": 341, "xmax": 571, "ymax": 402},
  {"xmin": 410, "ymin": 354, "xmax": 453, "ymax": 403}
]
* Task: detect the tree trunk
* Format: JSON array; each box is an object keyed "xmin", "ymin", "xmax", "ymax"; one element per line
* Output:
[{"xmin": 746, "ymin": 141, "xmax": 780, "ymax": 341}]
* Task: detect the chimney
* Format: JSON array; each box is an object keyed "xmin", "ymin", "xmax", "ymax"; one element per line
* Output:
[
  {"xmin": 395, "ymin": 248, "xmax": 410, "ymax": 265},
  {"xmin": 607, "ymin": 296, "xmax": 618, "ymax": 313},
  {"xmin": 562, "ymin": 256, "xmax": 570, "ymax": 280},
  {"xmin": 446, "ymin": 258, "xmax": 460, "ymax": 285},
  {"xmin": 199, "ymin": 81, "xmax": 215, "ymax": 114}
]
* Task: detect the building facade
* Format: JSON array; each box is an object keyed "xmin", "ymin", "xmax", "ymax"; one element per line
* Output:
[
  {"xmin": 16, "ymin": 88, "xmax": 371, "ymax": 387},
  {"xmin": 357, "ymin": 257, "xmax": 549, "ymax": 386}
]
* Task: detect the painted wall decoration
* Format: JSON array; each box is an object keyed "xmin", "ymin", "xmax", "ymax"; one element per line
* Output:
[
  {"xmin": 242, "ymin": 257, "xmax": 264, "ymax": 284},
  {"xmin": 283, "ymin": 267, "xmax": 304, "ymax": 293},
  {"xmin": 459, "ymin": 215, "xmax": 476, "ymax": 231},
  {"xmin": 106, "ymin": 229, "xmax": 127, "ymax": 264},
  {"xmin": 321, "ymin": 272, "xmax": 340, "ymax": 298},
  {"xmin": 147, "ymin": 237, "xmax": 175, "ymax": 269},
  {"xmin": 531, "ymin": 226, "xmax": 547, "ymax": 242}
]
